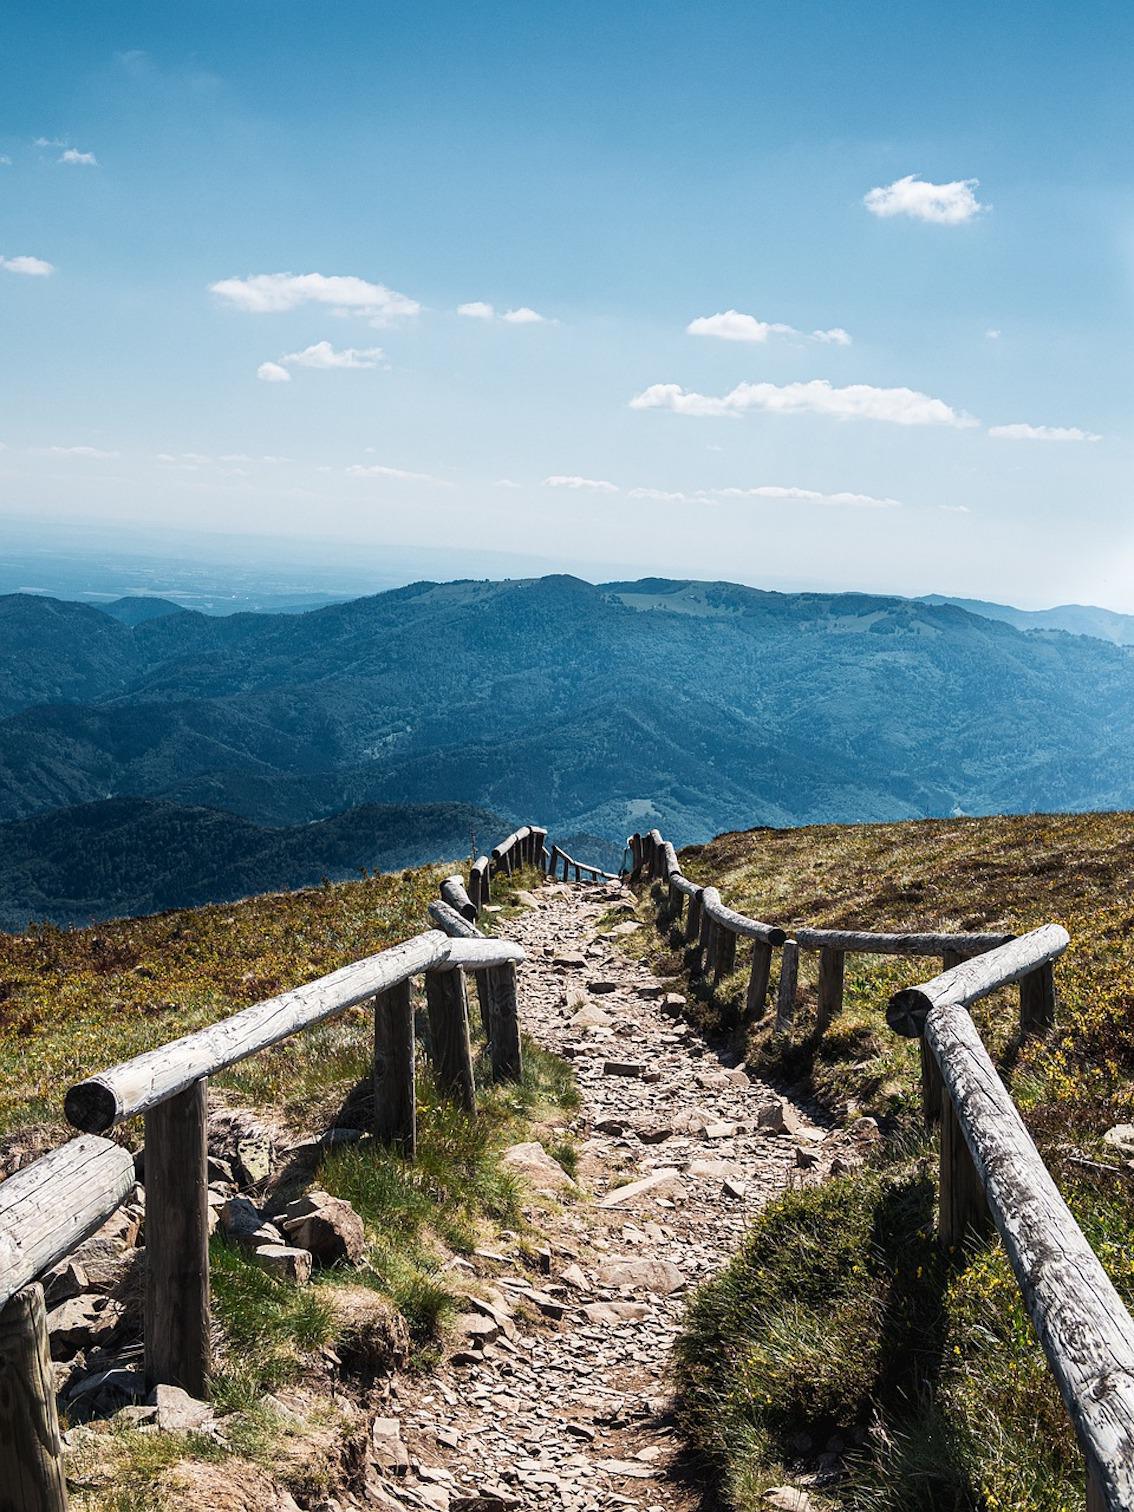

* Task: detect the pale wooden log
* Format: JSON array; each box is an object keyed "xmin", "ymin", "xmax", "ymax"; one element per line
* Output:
[
  {"xmin": 649, "ymin": 829, "xmax": 664, "ymax": 879},
  {"xmin": 695, "ymin": 895, "xmax": 713, "ymax": 976},
  {"xmin": 373, "ymin": 980, "xmax": 416, "ymax": 1156},
  {"xmin": 440, "ymin": 875, "xmax": 477, "ymax": 921},
  {"xmin": 662, "ymin": 841, "xmax": 680, "ymax": 879},
  {"xmin": 0, "ymin": 1136, "xmax": 135, "ymax": 1308},
  {"xmin": 514, "ymin": 826, "xmax": 531, "ymax": 867},
  {"xmin": 887, "ymin": 925, "xmax": 1070, "ymax": 1037},
  {"xmin": 796, "ymin": 925, "xmax": 1013, "ymax": 957},
  {"xmin": 1020, "ymin": 961, "xmax": 1057, "ymax": 1035},
  {"xmin": 685, "ymin": 887, "xmax": 703, "ymax": 944},
  {"xmin": 144, "ymin": 1076, "xmax": 210, "ymax": 1396},
  {"xmin": 428, "ymin": 898, "xmax": 479, "ymax": 940},
  {"xmin": 925, "ymin": 995, "xmax": 1134, "ymax": 1506},
  {"xmin": 0, "ymin": 1283, "xmax": 68, "ymax": 1512},
  {"xmin": 702, "ymin": 892, "xmax": 787, "ymax": 947},
  {"xmin": 485, "ymin": 961, "xmax": 522, "ymax": 1081},
  {"xmin": 713, "ymin": 925, "xmax": 737, "ymax": 983},
  {"xmin": 746, "ymin": 941, "xmax": 773, "ymax": 1019},
  {"xmin": 469, "ymin": 855, "xmax": 490, "ymax": 908},
  {"xmin": 425, "ymin": 970, "xmax": 476, "ymax": 1113},
  {"xmin": 774, "ymin": 941, "xmax": 799, "ymax": 1031},
  {"xmin": 816, "ymin": 947, "xmax": 845, "ymax": 1034},
  {"xmin": 671, "ymin": 872, "xmax": 699, "ymax": 897},
  {"xmin": 66, "ymin": 931, "xmax": 450, "ymax": 1132},
  {"xmin": 440, "ymin": 938, "xmax": 526, "ymax": 972},
  {"xmin": 921, "ymin": 948, "xmax": 961, "ymax": 1124}
]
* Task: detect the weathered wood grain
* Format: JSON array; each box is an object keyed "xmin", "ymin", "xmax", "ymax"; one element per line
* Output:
[
  {"xmin": 66, "ymin": 930, "xmax": 451, "ymax": 1132},
  {"xmin": 0, "ymin": 1136, "xmax": 135, "ymax": 1309},
  {"xmin": 441, "ymin": 938, "xmax": 526, "ymax": 972},
  {"xmin": 469, "ymin": 855, "xmax": 490, "ymax": 909},
  {"xmin": 373, "ymin": 979, "xmax": 416, "ymax": 1156},
  {"xmin": 702, "ymin": 892, "xmax": 787, "ymax": 947},
  {"xmin": 796, "ymin": 925, "xmax": 1013, "ymax": 957},
  {"xmin": 816, "ymin": 947, "xmax": 845, "ymax": 1034},
  {"xmin": 887, "ymin": 925, "xmax": 1070, "ymax": 1036},
  {"xmin": 424, "ymin": 970, "xmax": 476, "ymax": 1113},
  {"xmin": 0, "ymin": 1283, "xmax": 68, "ymax": 1511},
  {"xmin": 774, "ymin": 941, "xmax": 799, "ymax": 1032},
  {"xmin": 926, "ymin": 997, "xmax": 1134, "ymax": 1505},
  {"xmin": 440, "ymin": 875, "xmax": 477, "ymax": 921},
  {"xmin": 746, "ymin": 941, "xmax": 773, "ymax": 1019},
  {"xmin": 144, "ymin": 1076, "xmax": 210, "ymax": 1396}
]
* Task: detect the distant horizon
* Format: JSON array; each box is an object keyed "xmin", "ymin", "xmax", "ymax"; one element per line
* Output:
[{"xmin": 5, "ymin": 511, "xmax": 1134, "ymax": 622}]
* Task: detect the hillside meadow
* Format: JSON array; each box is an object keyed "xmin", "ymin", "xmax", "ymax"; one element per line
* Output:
[
  {"xmin": 653, "ymin": 811, "xmax": 1134, "ymax": 1511},
  {"xmin": 0, "ymin": 864, "xmax": 579, "ymax": 1506}
]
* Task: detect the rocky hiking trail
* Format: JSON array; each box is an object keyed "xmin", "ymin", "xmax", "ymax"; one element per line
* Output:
[{"xmin": 372, "ymin": 879, "xmax": 860, "ymax": 1512}]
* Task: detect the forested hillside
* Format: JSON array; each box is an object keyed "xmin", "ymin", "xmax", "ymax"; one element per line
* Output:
[{"xmin": 4, "ymin": 577, "xmax": 1134, "ymax": 857}]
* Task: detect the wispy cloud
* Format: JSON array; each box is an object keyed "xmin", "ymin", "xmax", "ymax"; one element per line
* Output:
[
  {"xmin": 864, "ymin": 174, "xmax": 985, "ymax": 225},
  {"xmin": 0, "ymin": 255, "xmax": 54, "ymax": 276},
  {"xmin": 33, "ymin": 137, "xmax": 66, "ymax": 148},
  {"xmin": 211, "ymin": 272, "xmax": 420, "ymax": 324},
  {"xmin": 458, "ymin": 301, "xmax": 553, "ymax": 325},
  {"xmin": 346, "ymin": 463, "xmax": 451, "ymax": 485},
  {"xmin": 256, "ymin": 361, "xmax": 291, "ymax": 383},
  {"xmin": 687, "ymin": 310, "xmax": 851, "ymax": 346},
  {"xmin": 543, "ymin": 474, "xmax": 619, "ymax": 493},
  {"xmin": 494, "ymin": 477, "xmax": 521, "ymax": 489},
  {"xmin": 0, "ymin": 156, "xmax": 11, "ymax": 167},
  {"xmin": 630, "ymin": 378, "xmax": 977, "ymax": 428},
  {"xmin": 627, "ymin": 483, "xmax": 901, "ymax": 509},
  {"xmin": 278, "ymin": 340, "xmax": 385, "ymax": 370},
  {"xmin": 46, "ymin": 445, "xmax": 118, "ymax": 459},
  {"xmin": 59, "ymin": 147, "xmax": 98, "ymax": 166},
  {"xmin": 988, "ymin": 422, "xmax": 1101, "ymax": 443}
]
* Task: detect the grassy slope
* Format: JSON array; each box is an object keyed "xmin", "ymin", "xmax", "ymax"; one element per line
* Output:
[
  {"xmin": 663, "ymin": 812, "xmax": 1134, "ymax": 1512},
  {"xmin": 0, "ymin": 864, "xmax": 578, "ymax": 1508}
]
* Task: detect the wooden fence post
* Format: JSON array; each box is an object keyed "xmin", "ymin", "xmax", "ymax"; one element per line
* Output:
[
  {"xmin": 746, "ymin": 941, "xmax": 772, "ymax": 1019},
  {"xmin": 816, "ymin": 947, "xmax": 845, "ymax": 1034},
  {"xmin": 144, "ymin": 1076, "xmax": 210, "ymax": 1397},
  {"xmin": 938, "ymin": 1083, "xmax": 992, "ymax": 1248},
  {"xmin": 1019, "ymin": 961, "xmax": 1056, "ymax": 1035},
  {"xmin": 696, "ymin": 906, "xmax": 713, "ymax": 977},
  {"xmin": 425, "ymin": 971, "xmax": 477, "ymax": 1113},
  {"xmin": 1087, "ymin": 1467, "xmax": 1106, "ymax": 1512},
  {"xmin": 713, "ymin": 926, "xmax": 737, "ymax": 983},
  {"xmin": 774, "ymin": 941, "xmax": 799, "ymax": 1031},
  {"xmin": 685, "ymin": 888, "xmax": 703, "ymax": 945},
  {"xmin": 485, "ymin": 961, "xmax": 522, "ymax": 1081},
  {"xmin": 920, "ymin": 950, "xmax": 960, "ymax": 1125},
  {"xmin": 373, "ymin": 979, "xmax": 416, "ymax": 1156},
  {"xmin": 0, "ymin": 1282, "xmax": 68, "ymax": 1512},
  {"xmin": 667, "ymin": 880, "xmax": 682, "ymax": 925}
]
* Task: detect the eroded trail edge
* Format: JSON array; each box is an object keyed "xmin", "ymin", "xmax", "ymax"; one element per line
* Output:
[{"xmin": 364, "ymin": 879, "xmax": 861, "ymax": 1512}]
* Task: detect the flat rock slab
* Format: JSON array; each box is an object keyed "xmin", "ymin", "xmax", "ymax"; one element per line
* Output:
[
  {"xmin": 594, "ymin": 1257, "xmax": 685, "ymax": 1295},
  {"xmin": 499, "ymin": 1141, "xmax": 573, "ymax": 1192},
  {"xmin": 598, "ymin": 1168, "xmax": 683, "ymax": 1208}
]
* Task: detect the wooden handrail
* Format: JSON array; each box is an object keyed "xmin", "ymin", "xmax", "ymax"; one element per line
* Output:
[{"xmin": 65, "ymin": 930, "xmax": 452, "ymax": 1133}]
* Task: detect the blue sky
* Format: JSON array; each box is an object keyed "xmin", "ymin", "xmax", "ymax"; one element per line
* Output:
[{"xmin": 2, "ymin": 1, "xmax": 1132, "ymax": 606}]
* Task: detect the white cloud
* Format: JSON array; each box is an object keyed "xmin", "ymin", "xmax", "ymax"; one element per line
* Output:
[
  {"xmin": 626, "ymin": 486, "xmax": 692, "ymax": 503},
  {"xmin": 543, "ymin": 474, "xmax": 619, "ymax": 493},
  {"xmin": 346, "ymin": 463, "xmax": 451, "ymax": 485},
  {"xmin": 278, "ymin": 340, "xmax": 384, "ymax": 370},
  {"xmin": 458, "ymin": 301, "xmax": 495, "ymax": 320},
  {"xmin": 0, "ymin": 156, "xmax": 11, "ymax": 166},
  {"xmin": 211, "ymin": 272, "xmax": 420, "ymax": 322},
  {"xmin": 47, "ymin": 445, "xmax": 118, "ymax": 459},
  {"xmin": 157, "ymin": 452, "xmax": 212, "ymax": 465},
  {"xmin": 59, "ymin": 148, "xmax": 97, "ymax": 166},
  {"xmin": 33, "ymin": 137, "xmax": 65, "ymax": 148},
  {"xmin": 502, "ymin": 306, "xmax": 547, "ymax": 324},
  {"xmin": 985, "ymin": 328, "xmax": 1001, "ymax": 340},
  {"xmin": 712, "ymin": 484, "xmax": 901, "ymax": 509},
  {"xmin": 494, "ymin": 477, "xmax": 521, "ymax": 489},
  {"xmin": 256, "ymin": 361, "xmax": 292, "ymax": 383},
  {"xmin": 0, "ymin": 255, "xmax": 54, "ymax": 276},
  {"xmin": 988, "ymin": 422, "xmax": 1101, "ymax": 443},
  {"xmin": 630, "ymin": 378, "xmax": 977, "ymax": 428},
  {"xmin": 864, "ymin": 174, "xmax": 985, "ymax": 225},
  {"xmin": 687, "ymin": 310, "xmax": 852, "ymax": 346}
]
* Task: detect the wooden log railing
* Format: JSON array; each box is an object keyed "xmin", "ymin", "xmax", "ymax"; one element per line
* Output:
[
  {"xmin": 61, "ymin": 926, "xmax": 527, "ymax": 1407},
  {"xmin": 887, "ymin": 931, "xmax": 1133, "ymax": 1510},
  {"xmin": 0, "ymin": 1136, "xmax": 136, "ymax": 1509},
  {"xmin": 546, "ymin": 844, "xmax": 620, "ymax": 884}
]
